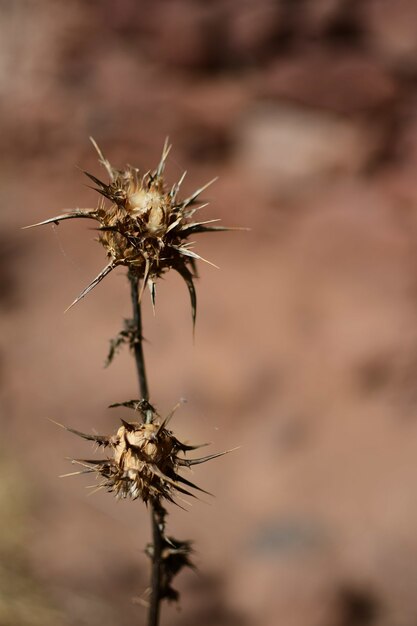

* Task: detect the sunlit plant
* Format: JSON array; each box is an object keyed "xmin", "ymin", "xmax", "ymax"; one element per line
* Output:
[{"xmin": 25, "ymin": 139, "xmax": 239, "ymax": 626}]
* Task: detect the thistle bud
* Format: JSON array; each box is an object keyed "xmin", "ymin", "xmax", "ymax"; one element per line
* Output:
[
  {"xmin": 62, "ymin": 411, "xmax": 229, "ymax": 506},
  {"xmin": 25, "ymin": 139, "xmax": 236, "ymax": 326}
]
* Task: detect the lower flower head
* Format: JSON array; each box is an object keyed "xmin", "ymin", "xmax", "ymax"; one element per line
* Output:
[{"xmin": 61, "ymin": 408, "xmax": 230, "ymax": 506}]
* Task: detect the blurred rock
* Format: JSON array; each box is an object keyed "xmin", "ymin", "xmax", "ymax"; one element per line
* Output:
[
  {"xmin": 258, "ymin": 52, "xmax": 398, "ymax": 115},
  {"xmin": 7, "ymin": 1, "xmax": 417, "ymax": 626},
  {"xmin": 175, "ymin": 80, "xmax": 246, "ymax": 162},
  {"xmin": 365, "ymin": 0, "xmax": 417, "ymax": 73},
  {"xmin": 0, "ymin": 452, "xmax": 64, "ymax": 626},
  {"xmin": 141, "ymin": 0, "xmax": 228, "ymax": 72},
  {"xmin": 329, "ymin": 585, "xmax": 380, "ymax": 626},
  {"xmin": 238, "ymin": 103, "xmax": 379, "ymax": 198},
  {"xmin": 228, "ymin": 0, "xmax": 283, "ymax": 65},
  {"xmin": 299, "ymin": 0, "xmax": 346, "ymax": 35}
]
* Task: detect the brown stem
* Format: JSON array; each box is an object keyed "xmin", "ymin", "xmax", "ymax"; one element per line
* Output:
[
  {"xmin": 128, "ymin": 271, "xmax": 164, "ymax": 626},
  {"xmin": 149, "ymin": 501, "xmax": 166, "ymax": 626},
  {"xmin": 129, "ymin": 271, "xmax": 149, "ymax": 401}
]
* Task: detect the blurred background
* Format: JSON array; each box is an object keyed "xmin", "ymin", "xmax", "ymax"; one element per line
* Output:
[{"xmin": 2, "ymin": 1, "xmax": 417, "ymax": 625}]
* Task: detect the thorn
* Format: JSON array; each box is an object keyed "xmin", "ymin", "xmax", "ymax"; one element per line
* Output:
[
  {"xmin": 157, "ymin": 137, "xmax": 172, "ymax": 177},
  {"xmin": 177, "ymin": 441, "xmax": 210, "ymax": 452},
  {"xmin": 148, "ymin": 280, "xmax": 156, "ymax": 315},
  {"xmin": 175, "ymin": 264, "xmax": 197, "ymax": 333},
  {"xmin": 185, "ymin": 203, "xmax": 209, "ymax": 218},
  {"xmin": 96, "ymin": 225, "xmax": 119, "ymax": 232},
  {"xmin": 189, "ymin": 226, "xmax": 245, "ymax": 234},
  {"xmin": 87, "ymin": 485, "xmax": 106, "ymax": 497},
  {"xmin": 48, "ymin": 418, "xmax": 111, "ymax": 446},
  {"xmin": 89, "ymin": 137, "xmax": 115, "ymax": 181},
  {"xmin": 83, "ymin": 170, "xmax": 108, "ymax": 189},
  {"xmin": 64, "ymin": 261, "xmax": 116, "ymax": 312},
  {"xmin": 139, "ymin": 258, "xmax": 151, "ymax": 303},
  {"xmin": 185, "ymin": 218, "xmax": 221, "ymax": 228},
  {"xmin": 155, "ymin": 400, "xmax": 183, "ymax": 435},
  {"xmin": 179, "ymin": 447, "xmax": 239, "ymax": 467},
  {"xmin": 85, "ymin": 184, "xmax": 113, "ymax": 201},
  {"xmin": 181, "ymin": 178, "xmax": 218, "ymax": 208},
  {"xmin": 170, "ymin": 171, "xmax": 187, "ymax": 198},
  {"xmin": 133, "ymin": 597, "xmax": 150, "ymax": 609},
  {"xmin": 71, "ymin": 458, "xmax": 111, "ymax": 469},
  {"xmin": 59, "ymin": 469, "xmax": 92, "ymax": 478},
  {"xmin": 150, "ymin": 465, "xmax": 197, "ymax": 499},
  {"xmin": 47, "ymin": 417, "xmax": 68, "ymax": 430},
  {"xmin": 175, "ymin": 474, "xmax": 213, "ymax": 497},
  {"xmin": 109, "ymin": 399, "xmax": 158, "ymax": 415},
  {"xmin": 22, "ymin": 210, "xmax": 97, "ymax": 229},
  {"xmin": 189, "ymin": 257, "xmax": 199, "ymax": 279},
  {"xmin": 166, "ymin": 217, "xmax": 182, "ymax": 234},
  {"xmin": 172, "ymin": 245, "xmax": 219, "ymax": 269},
  {"xmin": 120, "ymin": 418, "xmax": 136, "ymax": 431}
]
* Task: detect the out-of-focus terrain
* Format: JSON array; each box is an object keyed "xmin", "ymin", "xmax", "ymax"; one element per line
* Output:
[{"xmin": 3, "ymin": 1, "xmax": 417, "ymax": 625}]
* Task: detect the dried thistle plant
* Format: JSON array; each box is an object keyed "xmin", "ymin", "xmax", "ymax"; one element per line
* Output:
[
  {"xmin": 26, "ymin": 140, "xmax": 238, "ymax": 626},
  {"xmin": 26, "ymin": 138, "xmax": 234, "ymax": 327}
]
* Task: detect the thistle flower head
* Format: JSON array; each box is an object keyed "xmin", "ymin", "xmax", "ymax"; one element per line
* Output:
[
  {"xmin": 25, "ymin": 138, "xmax": 236, "ymax": 326},
  {"xmin": 61, "ymin": 405, "xmax": 229, "ymax": 506}
]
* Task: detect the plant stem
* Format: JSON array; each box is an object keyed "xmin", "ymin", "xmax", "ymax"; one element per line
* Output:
[
  {"xmin": 128, "ymin": 271, "xmax": 163, "ymax": 626},
  {"xmin": 129, "ymin": 272, "xmax": 149, "ymax": 401},
  {"xmin": 149, "ymin": 502, "xmax": 166, "ymax": 626}
]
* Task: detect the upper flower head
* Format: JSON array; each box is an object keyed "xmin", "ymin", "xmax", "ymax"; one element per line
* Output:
[{"xmin": 25, "ymin": 138, "xmax": 233, "ymax": 326}]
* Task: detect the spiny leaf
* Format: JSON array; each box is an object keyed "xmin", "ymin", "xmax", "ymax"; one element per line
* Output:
[
  {"xmin": 178, "ymin": 447, "xmax": 238, "ymax": 467},
  {"xmin": 109, "ymin": 398, "xmax": 157, "ymax": 415},
  {"xmin": 175, "ymin": 264, "xmax": 197, "ymax": 331},
  {"xmin": 89, "ymin": 137, "xmax": 115, "ymax": 181},
  {"xmin": 171, "ymin": 245, "xmax": 219, "ymax": 269},
  {"xmin": 155, "ymin": 400, "xmax": 184, "ymax": 435},
  {"xmin": 120, "ymin": 418, "xmax": 137, "ymax": 432},
  {"xmin": 181, "ymin": 178, "xmax": 218, "ymax": 208},
  {"xmin": 23, "ymin": 210, "xmax": 97, "ymax": 229},
  {"xmin": 83, "ymin": 170, "xmax": 108, "ymax": 190},
  {"xmin": 150, "ymin": 465, "xmax": 197, "ymax": 499},
  {"xmin": 148, "ymin": 279, "xmax": 156, "ymax": 315},
  {"xmin": 175, "ymin": 440, "xmax": 209, "ymax": 452},
  {"xmin": 170, "ymin": 171, "xmax": 187, "ymax": 199},
  {"xmin": 174, "ymin": 474, "xmax": 212, "ymax": 496},
  {"xmin": 182, "ymin": 224, "xmax": 244, "ymax": 235},
  {"xmin": 139, "ymin": 257, "xmax": 151, "ymax": 302},
  {"xmin": 156, "ymin": 138, "xmax": 171, "ymax": 177},
  {"xmin": 48, "ymin": 418, "xmax": 111, "ymax": 447},
  {"xmin": 65, "ymin": 261, "xmax": 117, "ymax": 312}
]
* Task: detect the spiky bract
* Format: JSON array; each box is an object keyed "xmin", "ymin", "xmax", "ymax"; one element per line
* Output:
[
  {"xmin": 26, "ymin": 139, "xmax": 232, "ymax": 325},
  {"xmin": 65, "ymin": 415, "xmax": 227, "ymax": 505}
]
